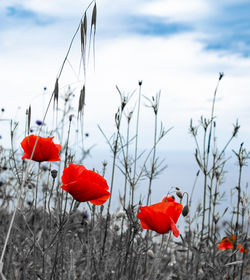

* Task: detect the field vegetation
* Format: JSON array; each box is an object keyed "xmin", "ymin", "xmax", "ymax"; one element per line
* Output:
[{"xmin": 0, "ymin": 2, "xmax": 249, "ymax": 279}]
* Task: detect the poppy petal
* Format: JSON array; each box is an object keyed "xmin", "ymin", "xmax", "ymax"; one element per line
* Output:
[
  {"xmin": 61, "ymin": 163, "xmax": 86, "ymax": 185},
  {"xmin": 60, "ymin": 164, "xmax": 110, "ymax": 205},
  {"xmin": 218, "ymin": 238, "xmax": 233, "ymax": 250},
  {"xmin": 90, "ymin": 193, "xmax": 111, "ymax": 205},
  {"xmin": 21, "ymin": 134, "xmax": 61, "ymax": 162},
  {"xmin": 170, "ymin": 217, "xmax": 180, "ymax": 237},
  {"xmin": 137, "ymin": 206, "xmax": 156, "ymax": 231},
  {"xmin": 137, "ymin": 203, "xmax": 181, "ymax": 235},
  {"xmin": 61, "ymin": 184, "xmax": 70, "ymax": 192}
]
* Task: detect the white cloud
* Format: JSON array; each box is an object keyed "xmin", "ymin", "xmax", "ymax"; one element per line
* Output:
[
  {"xmin": 1, "ymin": 0, "xmax": 250, "ymax": 153},
  {"xmin": 140, "ymin": 0, "xmax": 212, "ymax": 23}
]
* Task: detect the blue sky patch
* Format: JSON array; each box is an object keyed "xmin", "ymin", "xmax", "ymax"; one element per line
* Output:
[
  {"xmin": 126, "ymin": 15, "xmax": 191, "ymax": 36},
  {"xmin": 201, "ymin": 2, "xmax": 250, "ymax": 57},
  {"xmin": 120, "ymin": 1, "xmax": 250, "ymax": 57},
  {"xmin": 4, "ymin": 5, "xmax": 54, "ymax": 26}
]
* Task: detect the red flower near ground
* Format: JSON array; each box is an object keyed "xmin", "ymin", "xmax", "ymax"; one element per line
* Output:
[
  {"xmin": 218, "ymin": 237, "xmax": 233, "ymax": 250},
  {"xmin": 137, "ymin": 196, "xmax": 183, "ymax": 237},
  {"xmin": 61, "ymin": 163, "xmax": 110, "ymax": 205},
  {"xmin": 218, "ymin": 235, "xmax": 247, "ymax": 253},
  {"xmin": 21, "ymin": 134, "xmax": 61, "ymax": 162}
]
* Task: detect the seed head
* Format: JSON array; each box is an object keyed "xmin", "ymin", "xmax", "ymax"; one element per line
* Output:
[
  {"xmin": 51, "ymin": 169, "xmax": 58, "ymax": 179},
  {"xmin": 219, "ymin": 72, "xmax": 224, "ymax": 80},
  {"xmin": 176, "ymin": 191, "xmax": 183, "ymax": 199},
  {"xmin": 182, "ymin": 205, "xmax": 189, "ymax": 217}
]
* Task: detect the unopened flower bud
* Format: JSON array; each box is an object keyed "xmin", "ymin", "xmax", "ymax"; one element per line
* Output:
[
  {"xmin": 51, "ymin": 169, "xmax": 58, "ymax": 179},
  {"xmin": 182, "ymin": 205, "xmax": 189, "ymax": 217},
  {"xmin": 176, "ymin": 191, "xmax": 183, "ymax": 199}
]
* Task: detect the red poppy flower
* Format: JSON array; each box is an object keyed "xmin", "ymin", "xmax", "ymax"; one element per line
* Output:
[
  {"xmin": 218, "ymin": 235, "xmax": 247, "ymax": 253},
  {"xmin": 61, "ymin": 163, "xmax": 110, "ymax": 205},
  {"xmin": 137, "ymin": 196, "xmax": 183, "ymax": 237},
  {"xmin": 21, "ymin": 134, "xmax": 61, "ymax": 162},
  {"xmin": 218, "ymin": 237, "xmax": 233, "ymax": 250},
  {"xmin": 237, "ymin": 244, "xmax": 247, "ymax": 253}
]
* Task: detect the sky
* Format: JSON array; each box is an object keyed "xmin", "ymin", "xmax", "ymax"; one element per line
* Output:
[{"xmin": 1, "ymin": 0, "xmax": 250, "ymax": 205}]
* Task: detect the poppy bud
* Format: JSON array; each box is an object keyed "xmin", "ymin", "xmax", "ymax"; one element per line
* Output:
[
  {"xmin": 176, "ymin": 191, "xmax": 183, "ymax": 199},
  {"xmin": 182, "ymin": 205, "xmax": 189, "ymax": 217},
  {"xmin": 138, "ymin": 80, "xmax": 143, "ymax": 86},
  {"xmin": 51, "ymin": 169, "xmax": 58, "ymax": 179},
  {"xmin": 175, "ymin": 187, "xmax": 180, "ymax": 191},
  {"xmin": 69, "ymin": 114, "xmax": 73, "ymax": 122}
]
